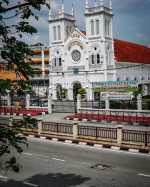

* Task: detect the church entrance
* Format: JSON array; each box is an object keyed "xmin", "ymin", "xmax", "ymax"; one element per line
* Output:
[
  {"xmin": 73, "ymin": 82, "xmax": 82, "ymax": 102},
  {"xmin": 56, "ymin": 84, "xmax": 63, "ymax": 101}
]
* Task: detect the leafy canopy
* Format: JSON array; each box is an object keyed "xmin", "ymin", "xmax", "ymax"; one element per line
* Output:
[
  {"xmin": 0, "ymin": 0, "xmax": 49, "ymax": 80},
  {"xmin": 0, "ymin": 0, "xmax": 49, "ymax": 173}
]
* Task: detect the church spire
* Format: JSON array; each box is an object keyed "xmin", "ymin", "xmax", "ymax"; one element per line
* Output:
[
  {"xmin": 49, "ymin": 0, "xmax": 52, "ymax": 17},
  {"xmin": 61, "ymin": 0, "xmax": 64, "ymax": 14},
  {"xmin": 94, "ymin": 0, "xmax": 97, "ymax": 7},
  {"xmin": 71, "ymin": 3, "xmax": 74, "ymax": 16},
  {"xmin": 100, "ymin": 0, "xmax": 103, "ymax": 6},
  {"xmin": 109, "ymin": 0, "xmax": 112, "ymax": 9},
  {"xmin": 85, "ymin": 0, "xmax": 89, "ymax": 9}
]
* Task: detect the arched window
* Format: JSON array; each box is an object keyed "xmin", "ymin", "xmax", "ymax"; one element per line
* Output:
[
  {"xmin": 141, "ymin": 76, "xmax": 145, "ymax": 81},
  {"xmin": 97, "ymin": 54, "xmax": 100, "ymax": 64},
  {"xmin": 53, "ymin": 26, "xmax": 56, "ymax": 41},
  {"xmin": 91, "ymin": 54, "xmax": 94, "ymax": 64},
  {"xmin": 96, "ymin": 20, "xmax": 99, "ymax": 35},
  {"xmin": 54, "ymin": 58, "xmax": 57, "ymax": 67},
  {"xmin": 134, "ymin": 77, "xmax": 137, "ymax": 81},
  {"xmin": 58, "ymin": 25, "xmax": 61, "ymax": 40},
  {"xmin": 91, "ymin": 20, "xmax": 94, "ymax": 35},
  {"xmin": 59, "ymin": 57, "xmax": 62, "ymax": 66}
]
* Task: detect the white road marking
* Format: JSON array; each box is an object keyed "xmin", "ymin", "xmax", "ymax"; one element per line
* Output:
[
  {"xmin": 23, "ymin": 181, "xmax": 38, "ymax": 187},
  {"xmin": 0, "ymin": 175, "xmax": 8, "ymax": 179},
  {"xmin": 23, "ymin": 152, "xmax": 33, "ymax": 156},
  {"xmin": 138, "ymin": 173, "xmax": 150, "ymax": 178},
  {"xmin": 52, "ymin": 157, "xmax": 65, "ymax": 162},
  {"xmin": 23, "ymin": 152, "xmax": 50, "ymax": 160}
]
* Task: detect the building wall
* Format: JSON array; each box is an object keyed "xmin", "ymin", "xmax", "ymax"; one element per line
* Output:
[{"xmin": 116, "ymin": 62, "xmax": 150, "ymax": 82}]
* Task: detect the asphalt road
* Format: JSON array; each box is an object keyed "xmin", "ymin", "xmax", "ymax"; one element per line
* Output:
[{"xmin": 0, "ymin": 138, "xmax": 150, "ymax": 187}]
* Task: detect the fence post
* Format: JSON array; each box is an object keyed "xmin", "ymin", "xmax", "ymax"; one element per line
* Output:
[
  {"xmin": 7, "ymin": 90, "xmax": 11, "ymax": 106},
  {"xmin": 26, "ymin": 94, "xmax": 30, "ymax": 110},
  {"xmin": 105, "ymin": 95, "xmax": 110, "ymax": 110},
  {"xmin": 9, "ymin": 117, "xmax": 13, "ymax": 126},
  {"xmin": 37, "ymin": 119, "xmax": 42, "ymax": 136},
  {"xmin": 73, "ymin": 123, "xmax": 78, "ymax": 139},
  {"xmin": 77, "ymin": 94, "xmax": 81, "ymax": 113},
  {"xmin": 117, "ymin": 125, "xmax": 123, "ymax": 146},
  {"xmin": 137, "ymin": 94, "xmax": 142, "ymax": 111},
  {"xmin": 145, "ymin": 132, "xmax": 147, "ymax": 147}
]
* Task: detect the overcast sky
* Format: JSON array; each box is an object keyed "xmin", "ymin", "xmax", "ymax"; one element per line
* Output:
[{"xmin": 27, "ymin": 0, "xmax": 150, "ymax": 47}]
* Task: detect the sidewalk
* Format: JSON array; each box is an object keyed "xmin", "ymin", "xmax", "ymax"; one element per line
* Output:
[
  {"xmin": 1, "ymin": 113, "xmax": 150, "ymax": 131},
  {"xmin": 35, "ymin": 113, "xmax": 150, "ymax": 131}
]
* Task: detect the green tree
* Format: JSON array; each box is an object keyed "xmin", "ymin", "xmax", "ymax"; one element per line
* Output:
[
  {"xmin": 0, "ymin": 0, "xmax": 49, "ymax": 172},
  {"xmin": 0, "ymin": 0, "xmax": 49, "ymax": 80}
]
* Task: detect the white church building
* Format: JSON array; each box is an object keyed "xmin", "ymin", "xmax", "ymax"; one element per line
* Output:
[{"xmin": 48, "ymin": 0, "xmax": 150, "ymax": 101}]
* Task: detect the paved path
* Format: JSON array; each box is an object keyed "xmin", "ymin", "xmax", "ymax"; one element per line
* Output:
[
  {"xmin": 35, "ymin": 113, "xmax": 150, "ymax": 131},
  {"xmin": 1, "ymin": 113, "xmax": 150, "ymax": 131}
]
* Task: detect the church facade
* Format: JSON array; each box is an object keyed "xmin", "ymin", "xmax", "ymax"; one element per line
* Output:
[{"xmin": 48, "ymin": 0, "xmax": 150, "ymax": 101}]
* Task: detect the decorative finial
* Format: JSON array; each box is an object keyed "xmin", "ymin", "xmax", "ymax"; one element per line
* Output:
[
  {"xmin": 61, "ymin": 0, "xmax": 64, "ymax": 13},
  {"xmin": 85, "ymin": 0, "xmax": 89, "ymax": 9},
  {"xmin": 94, "ymin": 0, "xmax": 97, "ymax": 7},
  {"xmin": 71, "ymin": 3, "xmax": 74, "ymax": 16},
  {"xmin": 109, "ymin": 0, "xmax": 112, "ymax": 9},
  {"xmin": 49, "ymin": 0, "xmax": 52, "ymax": 17},
  {"xmin": 100, "ymin": 0, "xmax": 103, "ymax": 6}
]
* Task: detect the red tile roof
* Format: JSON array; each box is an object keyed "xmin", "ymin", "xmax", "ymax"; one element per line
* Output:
[{"xmin": 114, "ymin": 39, "xmax": 150, "ymax": 64}]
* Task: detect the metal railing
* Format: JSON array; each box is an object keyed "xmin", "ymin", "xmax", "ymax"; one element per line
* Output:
[
  {"xmin": 123, "ymin": 130, "xmax": 150, "ymax": 146},
  {"xmin": 42, "ymin": 122, "xmax": 73, "ymax": 134},
  {"xmin": 78, "ymin": 126, "xmax": 117, "ymax": 140}
]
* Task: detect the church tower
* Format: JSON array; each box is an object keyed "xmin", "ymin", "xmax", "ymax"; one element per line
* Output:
[
  {"xmin": 85, "ymin": 0, "xmax": 116, "ymax": 81},
  {"xmin": 49, "ymin": 0, "xmax": 75, "ymax": 72}
]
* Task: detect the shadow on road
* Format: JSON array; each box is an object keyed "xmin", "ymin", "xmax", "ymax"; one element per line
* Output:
[{"xmin": 0, "ymin": 173, "xmax": 90, "ymax": 187}]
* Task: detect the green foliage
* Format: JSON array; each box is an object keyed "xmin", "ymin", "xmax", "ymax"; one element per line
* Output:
[
  {"xmin": 61, "ymin": 88, "xmax": 68, "ymax": 99},
  {"xmin": 78, "ymin": 88, "xmax": 86, "ymax": 96},
  {"xmin": 0, "ymin": 0, "xmax": 49, "ymax": 173},
  {"xmin": 0, "ymin": 119, "xmax": 28, "ymax": 173},
  {"xmin": 0, "ymin": 79, "xmax": 11, "ymax": 94},
  {"xmin": 22, "ymin": 116, "xmax": 38, "ymax": 128},
  {"xmin": 0, "ymin": 0, "xmax": 49, "ymax": 80}
]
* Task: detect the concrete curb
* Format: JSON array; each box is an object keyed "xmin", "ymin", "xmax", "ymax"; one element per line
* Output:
[
  {"xmin": 0, "ymin": 112, "xmax": 47, "ymax": 117},
  {"xmin": 26, "ymin": 134, "xmax": 150, "ymax": 155}
]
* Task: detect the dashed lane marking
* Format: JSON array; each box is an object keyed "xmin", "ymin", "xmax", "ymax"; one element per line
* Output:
[
  {"xmin": 23, "ymin": 181, "xmax": 39, "ymax": 187},
  {"xmin": 52, "ymin": 157, "xmax": 65, "ymax": 162},
  {"xmin": 0, "ymin": 175, "xmax": 8, "ymax": 179},
  {"xmin": 138, "ymin": 173, "xmax": 150, "ymax": 178}
]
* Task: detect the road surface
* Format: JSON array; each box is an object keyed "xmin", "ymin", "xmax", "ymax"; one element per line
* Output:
[{"xmin": 0, "ymin": 137, "xmax": 150, "ymax": 187}]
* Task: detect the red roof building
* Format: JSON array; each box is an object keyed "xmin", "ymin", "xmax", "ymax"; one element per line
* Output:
[{"xmin": 114, "ymin": 39, "xmax": 150, "ymax": 64}]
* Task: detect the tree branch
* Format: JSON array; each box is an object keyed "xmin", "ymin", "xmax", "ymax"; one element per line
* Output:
[{"xmin": 1, "ymin": 2, "xmax": 31, "ymax": 13}]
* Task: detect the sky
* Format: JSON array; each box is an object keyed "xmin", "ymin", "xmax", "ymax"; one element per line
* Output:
[{"xmin": 17, "ymin": 0, "xmax": 150, "ymax": 47}]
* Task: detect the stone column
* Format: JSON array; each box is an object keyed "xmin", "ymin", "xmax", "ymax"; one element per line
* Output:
[
  {"xmin": 117, "ymin": 125, "xmax": 123, "ymax": 146},
  {"xmin": 26, "ymin": 94, "xmax": 30, "ymax": 110},
  {"xmin": 48, "ymin": 95, "xmax": 52, "ymax": 114},
  {"xmin": 37, "ymin": 119, "xmax": 42, "ymax": 136},
  {"xmin": 68, "ymin": 88, "xmax": 73, "ymax": 100},
  {"xmin": 105, "ymin": 95, "xmax": 110, "ymax": 110},
  {"xmin": 137, "ymin": 94, "xmax": 142, "ymax": 111},
  {"xmin": 86, "ymin": 86, "xmax": 93, "ymax": 101},
  {"xmin": 77, "ymin": 94, "xmax": 81, "ymax": 113},
  {"xmin": 7, "ymin": 90, "xmax": 11, "ymax": 106},
  {"xmin": 73, "ymin": 123, "xmax": 78, "ymax": 139}
]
